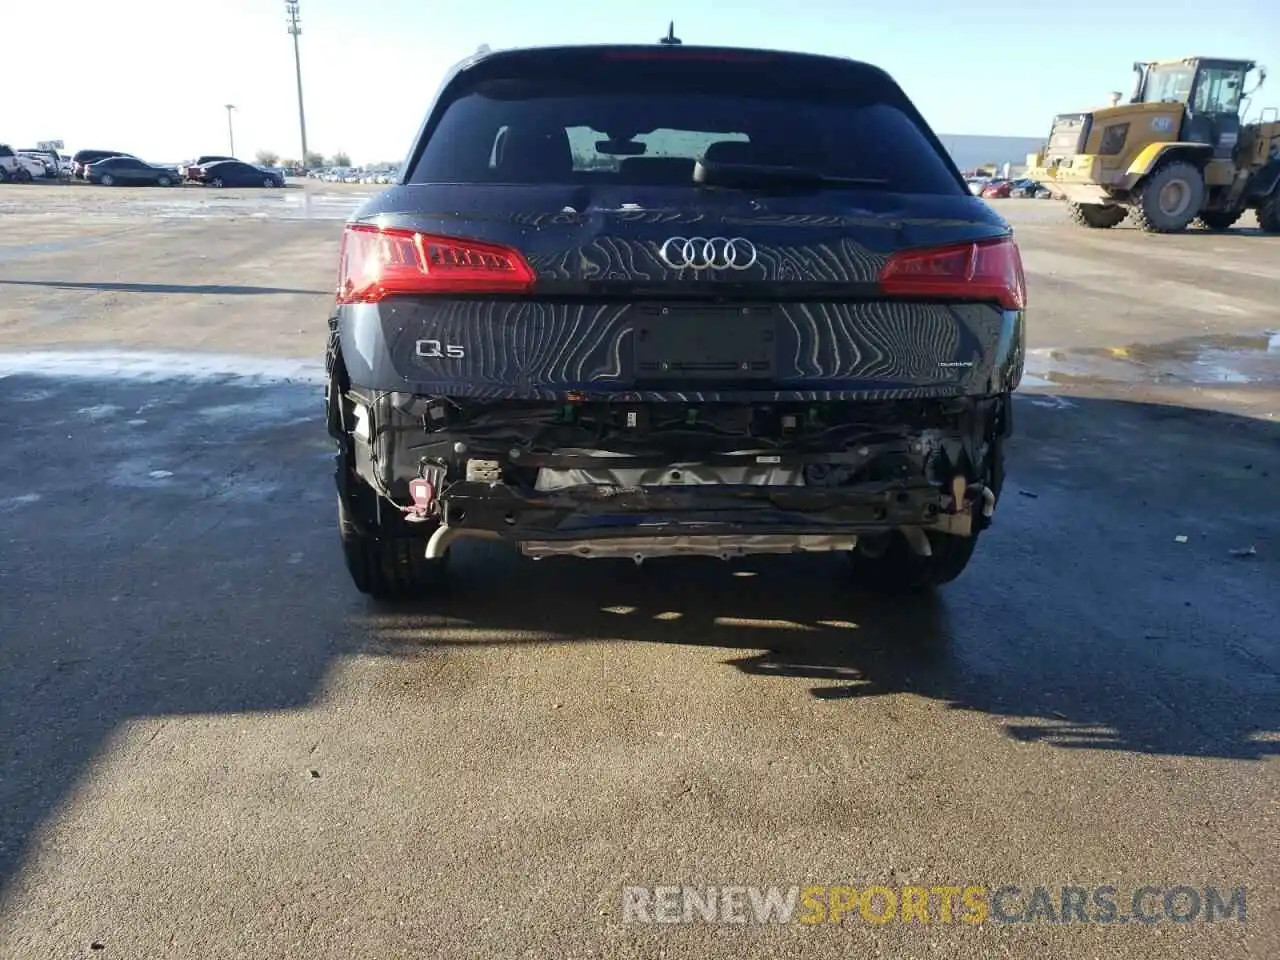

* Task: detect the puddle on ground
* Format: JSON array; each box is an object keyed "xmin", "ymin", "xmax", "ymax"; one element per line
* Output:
[{"xmin": 1024, "ymin": 332, "xmax": 1280, "ymax": 387}]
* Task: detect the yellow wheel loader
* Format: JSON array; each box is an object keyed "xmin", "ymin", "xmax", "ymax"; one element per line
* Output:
[{"xmin": 1025, "ymin": 58, "xmax": 1280, "ymax": 233}]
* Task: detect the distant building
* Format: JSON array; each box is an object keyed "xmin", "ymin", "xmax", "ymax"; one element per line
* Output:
[{"xmin": 937, "ymin": 134, "xmax": 1046, "ymax": 174}]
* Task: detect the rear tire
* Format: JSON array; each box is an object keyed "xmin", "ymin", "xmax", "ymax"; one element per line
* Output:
[
  {"xmin": 1067, "ymin": 202, "xmax": 1126, "ymax": 228},
  {"xmin": 846, "ymin": 433, "xmax": 1004, "ymax": 591},
  {"xmin": 100, "ymin": 174, "xmax": 115, "ymax": 186},
  {"xmin": 1192, "ymin": 209, "xmax": 1243, "ymax": 231},
  {"xmin": 1257, "ymin": 196, "xmax": 1280, "ymax": 234},
  {"xmin": 331, "ymin": 337, "xmax": 446, "ymax": 601},
  {"xmin": 338, "ymin": 487, "xmax": 447, "ymax": 601},
  {"xmin": 1130, "ymin": 161, "xmax": 1204, "ymax": 233},
  {"xmin": 847, "ymin": 529, "xmax": 979, "ymax": 591}
]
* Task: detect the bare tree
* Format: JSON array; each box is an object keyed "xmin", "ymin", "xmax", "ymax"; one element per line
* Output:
[
  {"xmin": 255, "ymin": 149, "xmax": 280, "ymax": 167},
  {"xmin": 329, "ymin": 151, "xmax": 351, "ymax": 167}
]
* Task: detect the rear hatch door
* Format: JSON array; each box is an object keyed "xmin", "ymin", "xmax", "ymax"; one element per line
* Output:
[{"xmin": 340, "ymin": 47, "xmax": 1023, "ymax": 399}]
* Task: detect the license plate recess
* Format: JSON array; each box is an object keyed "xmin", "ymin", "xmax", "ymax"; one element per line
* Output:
[{"xmin": 633, "ymin": 305, "xmax": 776, "ymax": 382}]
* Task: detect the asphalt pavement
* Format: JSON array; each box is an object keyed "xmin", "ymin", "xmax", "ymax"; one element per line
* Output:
[{"xmin": 0, "ymin": 185, "xmax": 1277, "ymax": 959}]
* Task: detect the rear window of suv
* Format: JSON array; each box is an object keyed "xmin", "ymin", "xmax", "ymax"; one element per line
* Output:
[{"xmin": 408, "ymin": 50, "xmax": 964, "ymax": 195}]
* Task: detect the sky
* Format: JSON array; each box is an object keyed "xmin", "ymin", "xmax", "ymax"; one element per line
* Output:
[{"xmin": 3, "ymin": 0, "xmax": 1277, "ymax": 166}]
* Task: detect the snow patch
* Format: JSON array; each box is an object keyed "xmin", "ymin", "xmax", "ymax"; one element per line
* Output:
[
  {"xmin": 11, "ymin": 388, "xmax": 55, "ymax": 402},
  {"xmin": 0, "ymin": 350, "xmax": 324, "ymax": 386},
  {"xmin": 1, "ymin": 493, "xmax": 42, "ymax": 510},
  {"xmin": 76, "ymin": 403, "xmax": 122, "ymax": 421}
]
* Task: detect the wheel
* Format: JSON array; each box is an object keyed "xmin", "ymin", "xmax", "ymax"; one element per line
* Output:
[
  {"xmin": 324, "ymin": 313, "xmax": 347, "ymax": 440},
  {"xmin": 846, "ymin": 436, "xmax": 1004, "ymax": 591},
  {"xmin": 15, "ymin": 167, "xmax": 32, "ymax": 183},
  {"xmin": 1192, "ymin": 209, "xmax": 1243, "ymax": 231},
  {"xmin": 330, "ymin": 338, "xmax": 447, "ymax": 601},
  {"xmin": 1129, "ymin": 161, "xmax": 1205, "ymax": 233},
  {"xmin": 847, "ymin": 528, "xmax": 979, "ymax": 591},
  {"xmin": 1257, "ymin": 196, "xmax": 1280, "ymax": 234},
  {"xmin": 263, "ymin": 177, "xmax": 275, "ymax": 187},
  {"xmin": 99, "ymin": 174, "xmax": 115, "ymax": 186},
  {"xmin": 337, "ymin": 473, "xmax": 448, "ymax": 601},
  {"xmin": 157, "ymin": 175, "xmax": 172, "ymax": 187},
  {"xmin": 1067, "ymin": 202, "xmax": 1126, "ymax": 228},
  {"xmin": 0, "ymin": 167, "xmax": 8, "ymax": 183},
  {"xmin": 210, "ymin": 178, "xmax": 224, "ymax": 188}
]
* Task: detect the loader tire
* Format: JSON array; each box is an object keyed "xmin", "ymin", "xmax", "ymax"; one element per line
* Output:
[
  {"xmin": 1130, "ymin": 161, "xmax": 1205, "ymax": 233},
  {"xmin": 1067, "ymin": 202, "xmax": 1127, "ymax": 228},
  {"xmin": 1257, "ymin": 196, "xmax": 1280, "ymax": 234},
  {"xmin": 1193, "ymin": 210, "xmax": 1244, "ymax": 231}
]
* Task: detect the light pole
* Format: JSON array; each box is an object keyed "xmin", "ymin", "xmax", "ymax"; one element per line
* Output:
[
  {"xmin": 286, "ymin": 0, "xmax": 309, "ymax": 169},
  {"xmin": 224, "ymin": 104, "xmax": 236, "ymax": 156}
]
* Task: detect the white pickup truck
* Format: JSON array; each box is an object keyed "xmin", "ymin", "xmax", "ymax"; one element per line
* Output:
[{"xmin": 0, "ymin": 144, "xmax": 47, "ymax": 182}]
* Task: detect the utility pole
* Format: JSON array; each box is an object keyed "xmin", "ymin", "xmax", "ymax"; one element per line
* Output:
[
  {"xmin": 286, "ymin": 0, "xmax": 309, "ymax": 170},
  {"xmin": 225, "ymin": 104, "xmax": 236, "ymax": 156}
]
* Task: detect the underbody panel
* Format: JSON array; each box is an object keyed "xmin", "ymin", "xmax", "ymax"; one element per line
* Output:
[{"xmin": 335, "ymin": 389, "xmax": 1008, "ymax": 560}]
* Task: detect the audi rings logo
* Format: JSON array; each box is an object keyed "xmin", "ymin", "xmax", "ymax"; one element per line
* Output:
[{"xmin": 658, "ymin": 236, "xmax": 759, "ymax": 271}]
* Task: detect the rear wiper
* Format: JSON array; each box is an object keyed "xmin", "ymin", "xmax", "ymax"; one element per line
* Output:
[{"xmin": 693, "ymin": 160, "xmax": 890, "ymax": 190}]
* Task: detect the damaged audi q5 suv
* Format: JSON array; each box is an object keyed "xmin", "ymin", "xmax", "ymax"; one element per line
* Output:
[{"xmin": 324, "ymin": 42, "xmax": 1026, "ymax": 600}]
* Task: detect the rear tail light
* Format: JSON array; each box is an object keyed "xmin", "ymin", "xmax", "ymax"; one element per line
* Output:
[
  {"xmin": 877, "ymin": 236, "xmax": 1026, "ymax": 310},
  {"xmin": 336, "ymin": 223, "xmax": 536, "ymax": 304}
]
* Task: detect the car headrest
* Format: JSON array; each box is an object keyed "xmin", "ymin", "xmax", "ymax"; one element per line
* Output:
[
  {"xmin": 495, "ymin": 127, "xmax": 574, "ymax": 178},
  {"xmin": 617, "ymin": 156, "xmax": 697, "ymax": 185},
  {"xmin": 701, "ymin": 140, "xmax": 760, "ymax": 165}
]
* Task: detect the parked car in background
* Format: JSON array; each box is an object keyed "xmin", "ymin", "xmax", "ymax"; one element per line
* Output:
[
  {"xmin": 85, "ymin": 156, "xmax": 180, "ymax": 186},
  {"xmin": 180, "ymin": 155, "xmax": 237, "ymax": 180},
  {"xmin": 71, "ymin": 149, "xmax": 137, "ymax": 179},
  {"xmin": 17, "ymin": 150, "xmax": 61, "ymax": 179},
  {"xmin": 981, "ymin": 180, "xmax": 1014, "ymax": 199},
  {"xmin": 0, "ymin": 144, "xmax": 47, "ymax": 182},
  {"xmin": 1009, "ymin": 178, "xmax": 1052, "ymax": 199},
  {"xmin": 188, "ymin": 159, "xmax": 284, "ymax": 188}
]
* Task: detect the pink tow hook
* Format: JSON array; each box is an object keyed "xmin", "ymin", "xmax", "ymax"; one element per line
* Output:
[{"xmin": 404, "ymin": 478, "xmax": 436, "ymax": 523}]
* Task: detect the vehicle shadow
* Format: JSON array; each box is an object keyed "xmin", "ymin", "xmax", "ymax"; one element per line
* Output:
[
  {"xmin": 0, "ymin": 279, "xmax": 326, "ymax": 296},
  {"xmin": 0, "ymin": 375, "xmax": 355, "ymax": 899},
  {"xmin": 367, "ymin": 393, "xmax": 1280, "ymax": 763},
  {"xmin": 1, "ymin": 384, "xmax": 1277, "ymax": 905},
  {"xmin": 1101, "ymin": 223, "xmax": 1276, "ymax": 238}
]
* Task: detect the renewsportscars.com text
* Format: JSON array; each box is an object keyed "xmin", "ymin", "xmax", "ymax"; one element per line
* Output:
[{"xmin": 621, "ymin": 884, "xmax": 1248, "ymax": 925}]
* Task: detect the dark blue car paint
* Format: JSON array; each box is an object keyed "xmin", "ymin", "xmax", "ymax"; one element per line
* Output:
[
  {"xmin": 339, "ymin": 184, "xmax": 1023, "ymax": 401},
  {"xmin": 327, "ymin": 43, "xmax": 1025, "ymax": 579}
]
